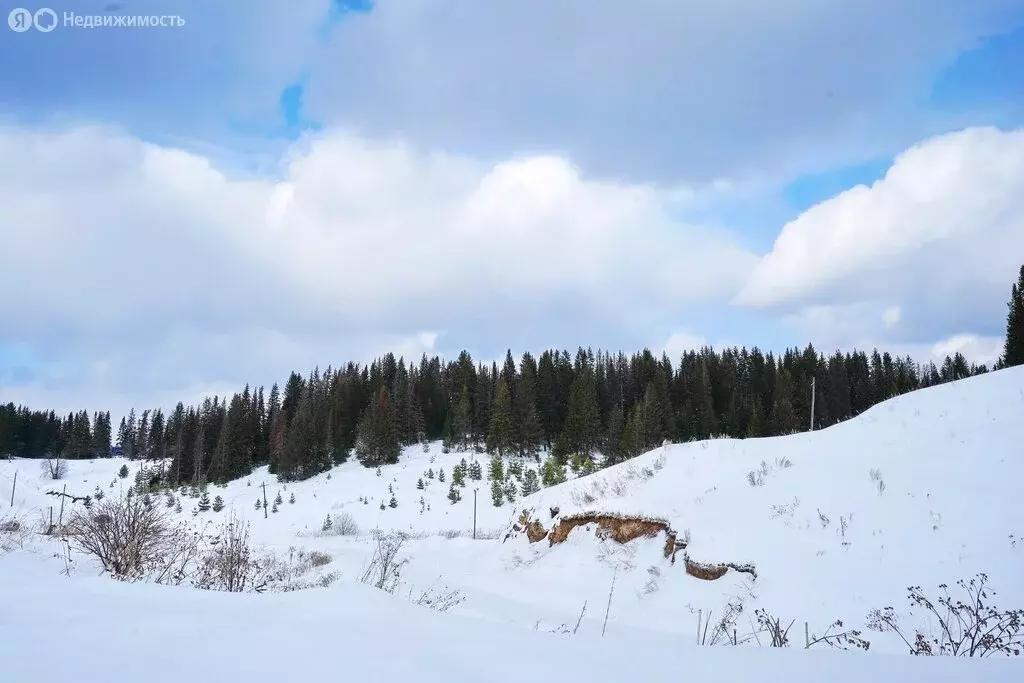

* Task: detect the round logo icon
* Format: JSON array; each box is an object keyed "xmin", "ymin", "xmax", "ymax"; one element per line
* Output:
[
  {"xmin": 33, "ymin": 8, "xmax": 57, "ymax": 32},
  {"xmin": 7, "ymin": 7, "xmax": 33, "ymax": 32}
]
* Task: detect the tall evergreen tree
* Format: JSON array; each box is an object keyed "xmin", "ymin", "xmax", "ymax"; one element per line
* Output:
[
  {"xmin": 1002, "ymin": 264, "xmax": 1024, "ymax": 368},
  {"xmin": 486, "ymin": 378, "xmax": 517, "ymax": 457}
]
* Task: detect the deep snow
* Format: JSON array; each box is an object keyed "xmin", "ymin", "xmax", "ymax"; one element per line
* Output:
[{"xmin": 3, "ymin": 366, "xmax": 1024, "ymax": 678}]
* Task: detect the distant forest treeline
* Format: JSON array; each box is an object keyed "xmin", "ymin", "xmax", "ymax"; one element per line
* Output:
[{"xmin": 0, "ymin": 345, "xmax": 992, "ymax": 485}]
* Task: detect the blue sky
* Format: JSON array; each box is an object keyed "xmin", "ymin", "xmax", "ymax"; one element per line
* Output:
[{"xmin": 1, "ymin": 0, "xmax": 1023, "ymax": 418}]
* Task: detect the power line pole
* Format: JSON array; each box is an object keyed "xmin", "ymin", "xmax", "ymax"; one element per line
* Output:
[
  {"xmin": 472, "ymin": 488, "xmax": 478, "ymax": 540},
  {"xmin": 809, "ymin": 376, "xmax": 816, "ymax": 432},
  {"xmin": 261, "ymin": 481, "xmax": 268, "ymax": 519}
]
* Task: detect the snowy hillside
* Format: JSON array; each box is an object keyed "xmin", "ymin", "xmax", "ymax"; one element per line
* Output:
[{"xmin": 3, "ymin": 367, "xmax": 1024, "ymax": 675}]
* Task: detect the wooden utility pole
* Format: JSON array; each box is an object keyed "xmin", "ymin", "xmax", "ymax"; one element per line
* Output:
[
  {"xmin": 809, "ymin": 376, "xmax": 816, "ymax": 432},
  {"xmin": 9, "ymin": 471, "xmax": 16, "ymax": 507},
  {"xmin": 261, "ymin": 482, "xmax": 268, "ymax": 519},
  {"xmin": 472, "ymin": 488, "xmax": 477, "ymax": 540}
]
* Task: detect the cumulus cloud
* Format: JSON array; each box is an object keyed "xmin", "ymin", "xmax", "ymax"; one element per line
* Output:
[
  {"xmin": 735, "ymin": 126, "xmax": 1024, "ymax": 347},
  {"xmin": 305, "ymin": 0, "xmax": 1022, "ymax": 183},
  {"xmin": 0, "ymin": 124, "xmax": 755, "ymax": 415}
]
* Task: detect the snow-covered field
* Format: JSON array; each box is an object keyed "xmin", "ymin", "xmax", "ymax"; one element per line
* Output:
[{"xmin": 3, "ymin": 367, "xmax": 1024, "ymax": 680}]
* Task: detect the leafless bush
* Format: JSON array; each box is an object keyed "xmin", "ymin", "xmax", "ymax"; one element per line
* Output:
[
  {"xmin": 359, "ymin": 530, "xmax": 408, "ymax": 593},
  {"xmin": 746, "ymin": 469, "xmax": 765, "ymax": 487},
  {"xmin": 330, "ymin": 511, "xmax": 360, "ymax": 536},
  {"xmin": 193, "ymin": 513, "xmax": 267, "ymax": 593},
  {"xmin": 867, "ymin": 574, "xmax": 1023, "ymax": 657},
  {"xmin": 817, "ymin": 509, "xmax": 831, "ymax": 529},
  {"xmin": 806, "ymin": 619, "xmax": 871, "ymax": 651},
  {"xmin": 775, "ymin": 457, "xmax": 793, "ymax": 469},
  {"xmin": 754, "ymin": 609, "xmax": 795, "ymax": 647},
  {"xmin": 411, "ymin": 578, "xmax": 465, "ymax": 613},
  {"xmin": 652, "ymin": 453, "xmax": 667, "ymax": 471},
  {"xmin": 41, "ymin": 456, "xmax": 68, "ymax": 481},
  {"xmin": 1, "ymin": 513, "xmax": 30, "ymax": 553},
  {"xmin": 65, "ymin": 497, "xmax": 172, "ymax": 579},
  {"xmin": 697, "ymin": 600, "xmax": 746, "ymax": 646},
  {"xmin": 869, "ymin": 468, "xmax": 882, "ymax": 482}
]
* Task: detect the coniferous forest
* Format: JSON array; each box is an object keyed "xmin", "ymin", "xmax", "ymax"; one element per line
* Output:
[{"xmin": 3, "ymin": 264, "xmax": 1023, "ymax": 489}]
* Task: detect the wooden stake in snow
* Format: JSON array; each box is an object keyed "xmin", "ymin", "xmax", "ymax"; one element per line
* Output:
[
  {"xmin": 9, "ymin": 470, "xmax": 16, "ymax": 507},
  {"xmin": 602, "ymin": 566, "xmax": 618, "ymax": 637},
  {"xmin": 810, "ymin": 376, "xmax": 816, "ymax": 431},
  {"xmin": 472, "ymin": 488, "xmax": 477, "ymax": 540}
]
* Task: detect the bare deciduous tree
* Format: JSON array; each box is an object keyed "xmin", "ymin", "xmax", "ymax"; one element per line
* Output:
[{"xmin": 40, "ymin": 456, "xmax": 68, "ymax": 481}]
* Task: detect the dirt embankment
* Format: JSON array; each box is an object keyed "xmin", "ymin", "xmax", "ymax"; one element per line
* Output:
[{"xmin": 508, "ymin": 509, "xmax": 755, "ymax": 582}]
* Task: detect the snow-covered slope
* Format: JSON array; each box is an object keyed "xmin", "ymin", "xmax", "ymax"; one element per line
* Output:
[
  {"xmin": 3, "ymin": 550, "xmax": 1020, "ymax": 683},
  {"xmin": 3, "ymin": 367, "xmax": 1024, "ymax": 664}
]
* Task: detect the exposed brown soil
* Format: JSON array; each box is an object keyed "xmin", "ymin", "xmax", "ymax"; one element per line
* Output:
[
  {"xmin": 548, "ymin": 513, "xmax": 681, "ymax": 561},
  {"xmin": 685, "ymin": 558, "xmax": 758, "ymax": 581},
  {"xmin": 508, "ymin": 509, "xmax": 754, "ymax": 582}
]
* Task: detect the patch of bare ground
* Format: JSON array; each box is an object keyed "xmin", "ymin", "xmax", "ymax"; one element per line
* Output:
[{"xmin": 508, "ymin": 509, "xmax": 756, "ymax": 582}]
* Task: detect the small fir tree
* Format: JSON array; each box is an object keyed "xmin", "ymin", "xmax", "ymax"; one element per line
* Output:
[
  {"xmin": 289, "ymin": 492, "xmax": 296, "ymax": 504},
  {"xmin": 275, "ymin": 491, "xmax": 283, "ymax": 506},
  {"xmin": 452, "ymin": 464, "xmax": 466, "ymax": 487},
  {"xmin": 468, "ymin": 460, "xmax": 483, "ymax": 481},
  {"xmin": 197, "ymin": 491, "xmax": 211, "ymax": 512},
  {"xmin": 504, "ymin": 479, "xmax": 517, "ymax": 504},
  {"xmin": 448, "ymin": 482, "xmax": 461, "ymax": 504},
  {"xmin": 490, "ymin": 477, "xmax": 504, "ymax": 507},
  {"xmin": 255, "ymin": 498, "xmax": 262, "ymax": 510},
  {"xmin": 118, "ymin": 464, "xmax": 130, "ymax": 479},
  {"xmin": 417, "ymin": 478, "xmax": 425, "ymax": 490},
  {"xmin": 520, "ymin": 468, "xmax": 541, "ymax": 496},
  {"xmin": 389, "ymin": 494, "xmax": 398, "ymax": 509},
  {"xmin": 322, "ymin": 515, "xmax": 333, "ymax": 533},
  {"xmin": 488, "ymin": 454, "xmax": 504, "ymax": 482},
  {"xmin": 438, "ymin": 468, "xmax": 446, "ymax": 483},
  {"xmin": 540, "ymin": 457, "xmax": 567, "ymax": 487},
  {"xmin": 271, "ymin": 501, "xmax": 279, "ymax": 513},
  {"xmin": 212, "ymin": 495, "xmax": 224, "ymax": 512}
]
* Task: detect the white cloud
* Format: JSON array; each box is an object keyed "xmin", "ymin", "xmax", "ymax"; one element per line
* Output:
[
  {"xmin": 735, "ymin": 127, "xmax": 1024, "ymax": 346},
  {"xmin": 882, "ymin": 306, "xmax": 902, "ymax": 329},
  {"xmin": 306, "ymin": 0, "xmax": 1022, "ymax": 183},
  {"xmin": 0, "ymin": 124, "xmax": 755, "ymax": 416}
]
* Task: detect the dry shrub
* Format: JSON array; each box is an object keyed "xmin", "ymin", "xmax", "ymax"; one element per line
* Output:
[
  {"xmin": 65, "ymin": 497, "xmax": 172, "ymax": 579},
  {"xmin": 359, "ymin": 530, "xmax": 408, "ymax": 593},
  {"xmin": 1, "ymin": 514, "xmax": 30, "ymax": 553},
  {"xmin": 309, "ymin": 550, "xmax": 332, "ymax": 568},
  {"xmin": 867, "ymin": 574, "xmax": 1023, "ymax": 657},
  {"xmin": 194, "ymin": 513, "xmax": 267, "ymax": 592},
  {"xmin": 330, "ymin": 511, "xmax": 360, "ymax": 536}
]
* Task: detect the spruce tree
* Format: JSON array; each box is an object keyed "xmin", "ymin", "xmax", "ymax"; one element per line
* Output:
[
  {"xmin": 452, "ymin": 463, "xmax": 466, "ymax": 487},
  {"xmin": 468, "ymin": 459, "xmax": 483, "ymax": 481},
  {"xmin": 488, "ymin": 454, "xmax": 505, "ymax": 482},
  {"xmin": 487, "ymin": 378, "xmax": 517, "ymax": 457},
  {"xmin": 212, "ymin": 495, "xmax": 224, "ymax": 512},
  {"xmin": 1002, "ymin": 264, "xmax": 1024, "ymax": 368},
  {"xmin": 447, "ymin": 482, "xmax": 461, "ymax": 504},
  {"xmin": 520, "ymin": 468, "xmax": 541, "ymax": 496},
  {"xmin": 490, "ymin": 477, "xmax": 504, "ymax": 507},
  {"xmin": 603, "ymin": 403, "xmax": 626, "ymax": 467},
  {"xmin": 197, "ymin": 491, "xmax": 211, "ymax": 512},
  {"xmin": 417, "ymin": 478, "xmax": 425, "ymax": 490},
  {"xmin": 438, "ymin": 467, "xmax": 446, "ymax": 483},
  {"xmin": 504, "ymin": 478, "xmax": 517, "ymax": 504},
  {"xmin": 555, "ymin": 363, "xmax": 601, "ymax": 463},
  {"xmin": 389, "ymin": 494, "xmax": 398, "ymax": 508},
  {"xmin": 322, "ymin": 515, "xmax": 333, "ymax": 533},
  {"xmin": 540, "ymin": 457, "xmax": 567, "ymax": 487}
]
